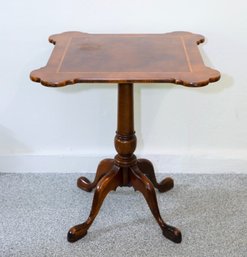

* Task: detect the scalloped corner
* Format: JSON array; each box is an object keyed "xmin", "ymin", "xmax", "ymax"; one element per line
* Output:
[
  {"xmin": 167, "ymin": 31, "xmax": 205, "ymax": 45},
  {"xmin": 190, "ymin": 33, "xmax": 205, "ymax": 45},
  {"xmin": 49, "ymin": 31, "xmax": 88, "ymax": 45},
  {"xmin": 196, "ymin": 35, "xmax": 205, "ymax": 45},
  {"xmin": 29, "ymin": 70, "xmax": 41, "ymax": 83},
  {"xmin": 48, "ymin": 37, "xmax": 56, "ymax": 45}
]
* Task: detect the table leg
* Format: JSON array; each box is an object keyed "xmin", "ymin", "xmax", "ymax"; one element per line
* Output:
[
  {"xmin": 137, "ymin": 159, "xmax": 174, "ymax": 192},
  {"xmin": 77, "ymin": 159, "xmax": 114, "ymax": 192},
  {"xmin": 130, "ymin": 165, "xmax": 182, "ymax": 243},
  {"xmin": 68, "ymin": 165, "xmax": 122, "ymax": 242}
]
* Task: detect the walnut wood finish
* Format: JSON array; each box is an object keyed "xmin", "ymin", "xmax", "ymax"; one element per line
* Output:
[
  {"xmin": 30, "ymin": 31, "xmax": 221, "ymax": 244},
  {"xmin": 77, "ymin": 159, "xmax": 114, "ymax": 192},
  {"xmin": 30, "ymin": 31, "xmax": 220, "ymax": 87},
  {"xmin": 137, "ymin": 159, "xmax": 174, "ymax": 192},
  {"xmin": 77, "ymin": 159, "xmax": 174, "ymax": 193},
  {"xmin": 68, "ymin": 162, "xmax": 181, "ymax": 243},
  {"xmin": 130, "ymin": 165, "xmax": 181, "ymax": 243},
  {"xmin": 68, "ymin": 165, "xmax": 122, "ymax": 242},
  {"xmin": 67, "ymin": 84, "xmax": 181, "ymax": 244}
]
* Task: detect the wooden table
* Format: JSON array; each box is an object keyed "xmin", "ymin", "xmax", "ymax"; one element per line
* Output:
[{"xmin": 30, "ymin": 31, "xmax": 220, "ymax": 244}]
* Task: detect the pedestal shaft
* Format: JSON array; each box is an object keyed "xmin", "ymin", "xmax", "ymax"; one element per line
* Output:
[{"xmin": 114, "ymin": 83, "xmax": 137, "ymax": 167}]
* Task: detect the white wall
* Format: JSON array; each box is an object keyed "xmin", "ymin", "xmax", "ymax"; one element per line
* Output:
[{"xmin": 0, "ymin": 0, "xmax": 247, "ymax": 173}]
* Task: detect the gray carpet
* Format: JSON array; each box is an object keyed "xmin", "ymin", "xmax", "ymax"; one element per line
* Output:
[{"xmin": 0, "ymin": 173, "xmax": 246, "ymax": 257}]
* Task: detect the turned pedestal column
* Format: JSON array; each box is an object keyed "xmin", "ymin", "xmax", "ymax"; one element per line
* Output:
[{"xmin": 68, "ymin": 83, "xmax": 181, "ymax": 243}]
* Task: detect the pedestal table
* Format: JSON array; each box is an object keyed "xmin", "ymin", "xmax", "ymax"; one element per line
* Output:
[{"xmin": 30, "ymin": 31, "xmax": 220, "ymax": 244}]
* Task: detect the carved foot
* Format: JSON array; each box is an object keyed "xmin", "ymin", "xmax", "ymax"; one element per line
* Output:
[
  {"xmin": 67, "ymin": 223, "xmax": 88, "ymax": 242},
  {"xmin": 130, "ymin": 165, "xmax": 182, "ymax": 243},
  {"xmin": 77, "ymin": 159, "xmax": 114, "ymax": 192},
  {"xmin": 68, "ymin": 165, "xmax": 121, "ymax": 242},
  {"xmin": 137, "ymin": 159, "xmax": 174, "ymax": 192},
  {"xmin": 162, "ymin": 224, "xmax": 182, "ymax": 244}
]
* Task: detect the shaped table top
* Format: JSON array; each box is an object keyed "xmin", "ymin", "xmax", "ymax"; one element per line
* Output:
[{"xmin": 30, "ymin": 31, "xmax": 220, "ymax": 87}]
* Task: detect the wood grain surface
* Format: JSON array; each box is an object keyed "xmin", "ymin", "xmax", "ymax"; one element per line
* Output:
[{"xmin": 30, "ymin": 31, "xmax": 220, "ymax": 87}]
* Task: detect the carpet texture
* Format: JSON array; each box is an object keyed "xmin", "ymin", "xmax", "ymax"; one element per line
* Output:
[{"xmin": 0, "ymin": 173, "xmax": 246, "ymax": 257}]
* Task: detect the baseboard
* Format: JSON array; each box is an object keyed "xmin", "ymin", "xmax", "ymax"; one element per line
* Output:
[{"xmin": 0, "ymin": 152, "xmax": 246, "ymax": 173}]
